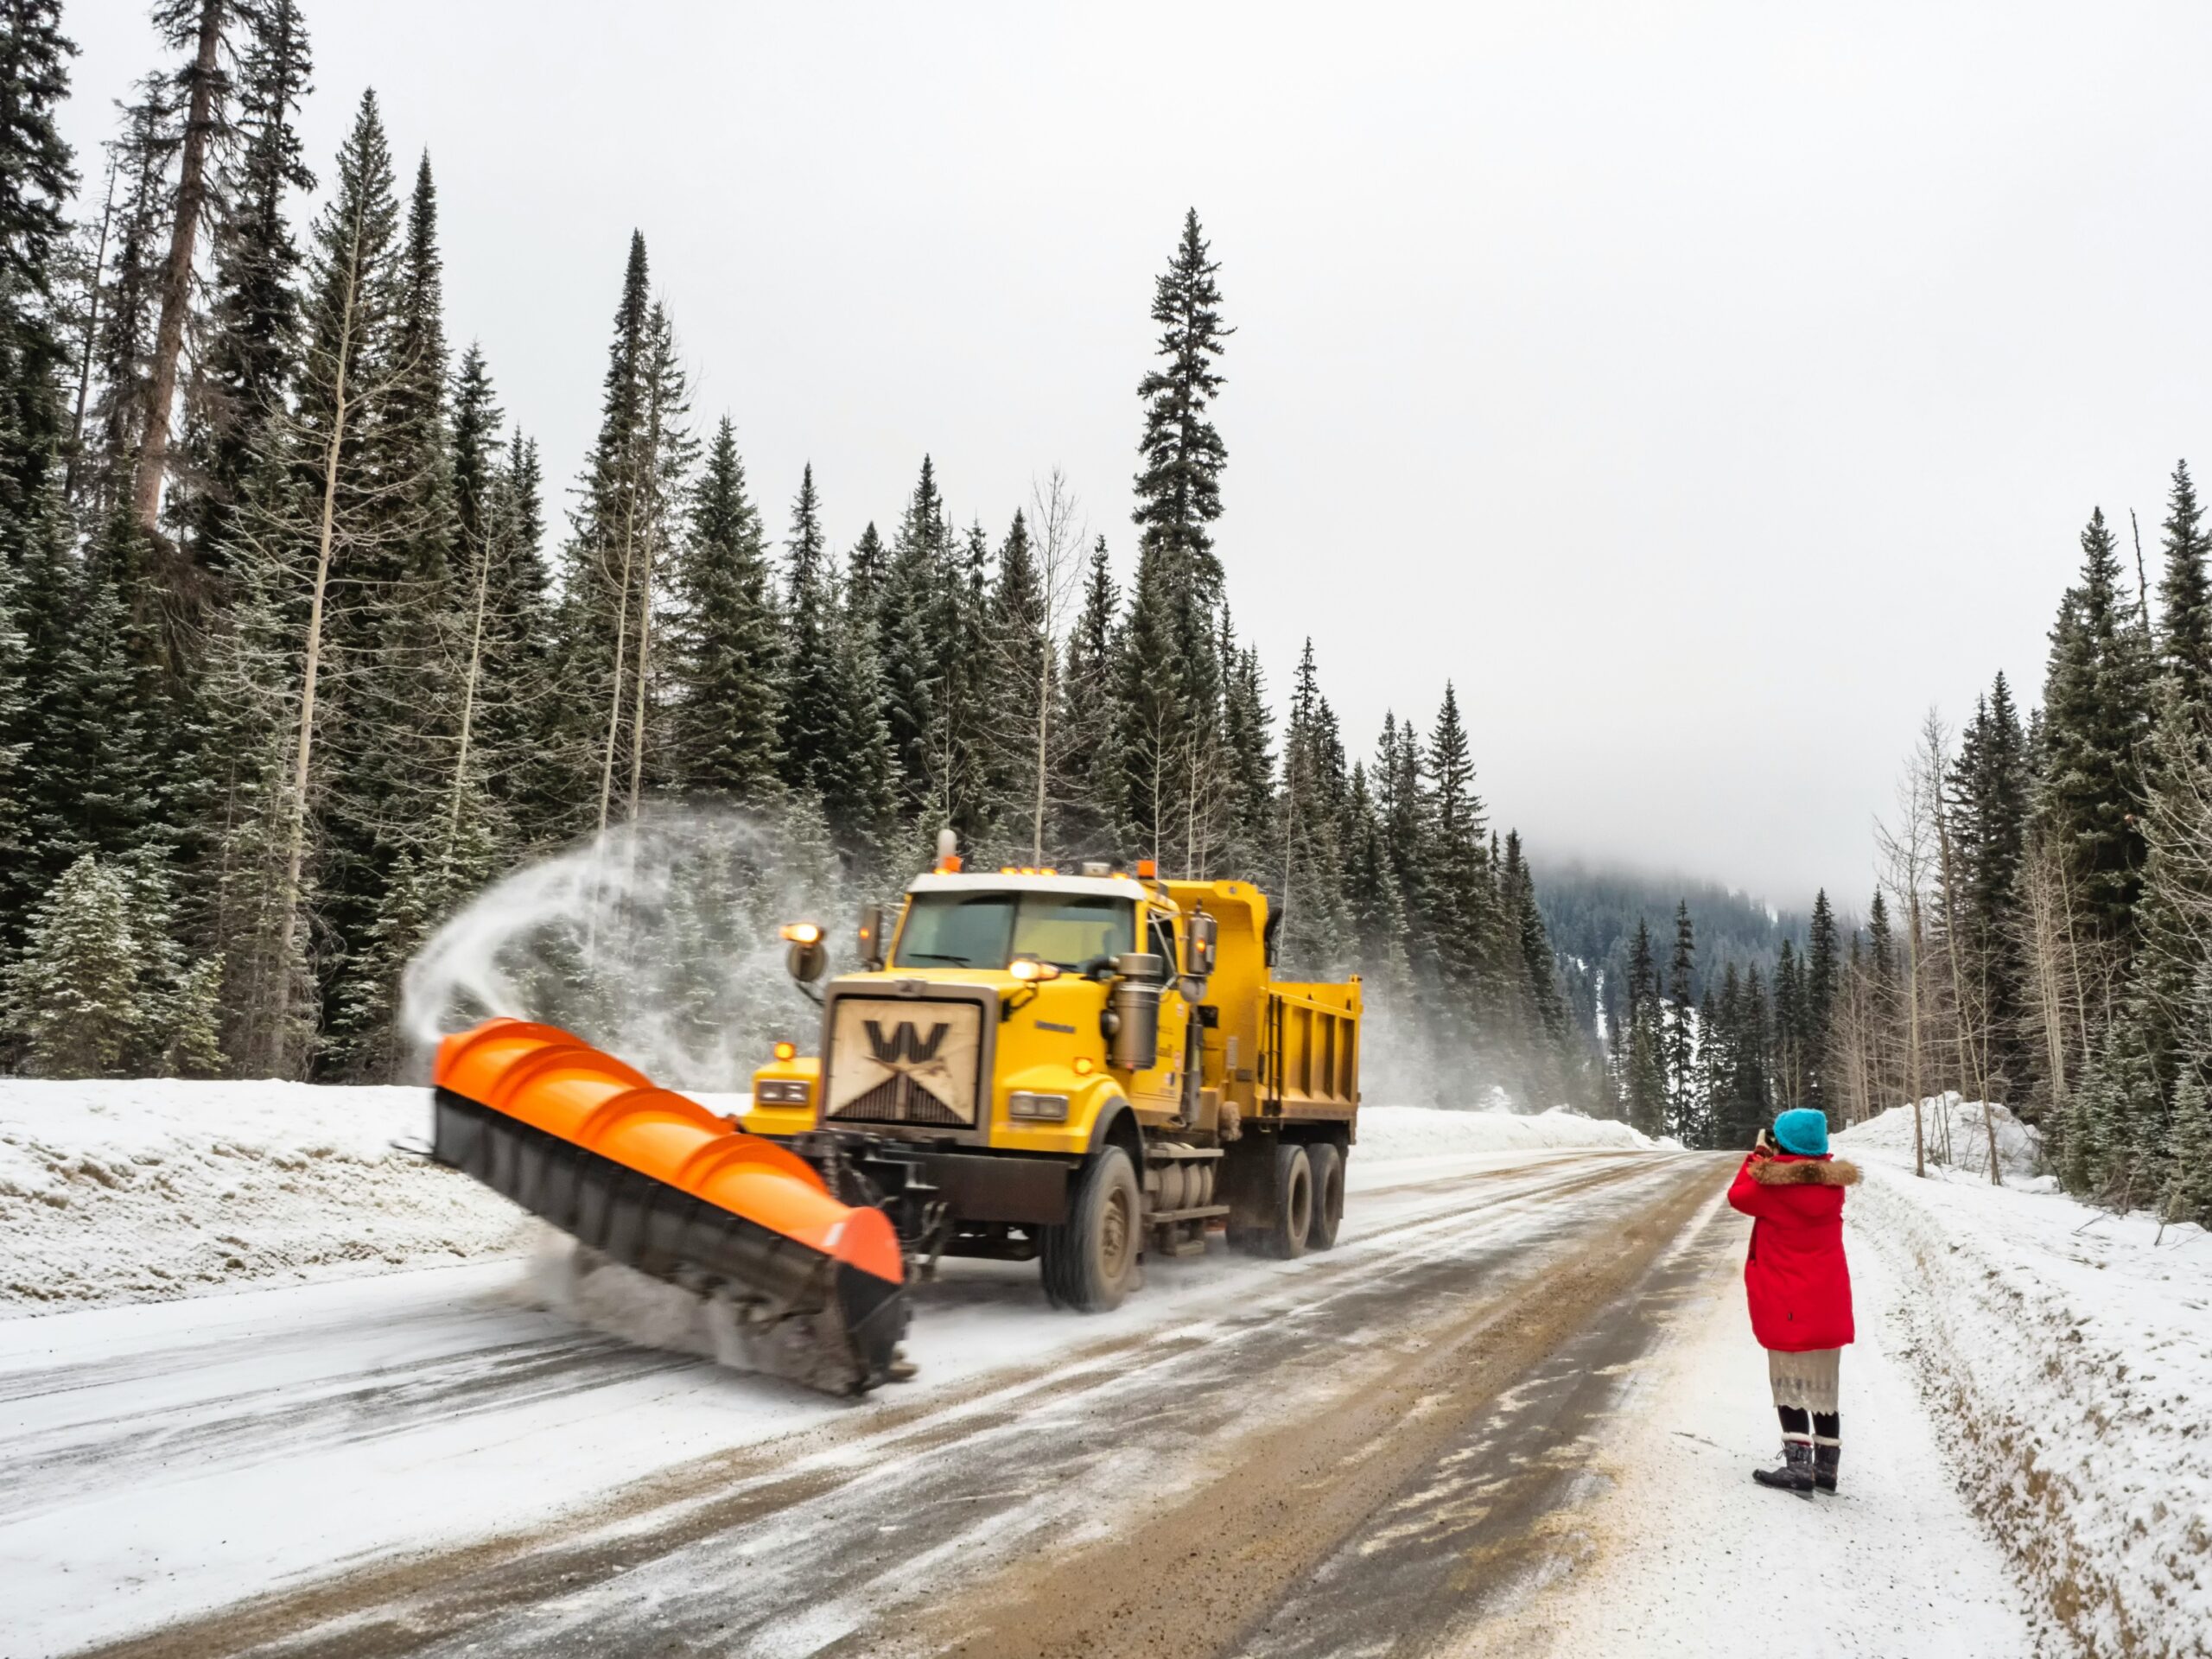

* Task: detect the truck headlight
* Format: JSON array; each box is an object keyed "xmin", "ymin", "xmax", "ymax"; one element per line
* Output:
[
  {"xmin": 755, "ymin": 1079, "xmax": 811, "ymax": 1105},
  {"xmin": 1007, "ymin": 1091, "xmax": 1070, "ymax": 1122}
]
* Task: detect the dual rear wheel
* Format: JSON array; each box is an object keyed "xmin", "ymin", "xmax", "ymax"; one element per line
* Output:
[
  {"xmin": 1042, "ymin": 1133, "xmax": 1347, "ymax": 1310},
  {"xmin": 1230, "ymin": 1138, "xmax": 1345, "ymax": 1259}
]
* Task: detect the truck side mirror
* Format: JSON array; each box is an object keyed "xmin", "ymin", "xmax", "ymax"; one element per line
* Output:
[
  {"xmin": 858, "ymin": 904, "xmax": 885, "ymax": 973},
  {"xmin": 1185, "ymin": 911, "xmax": 1217, "ymax": 979},
  {"xmin": 780, "ymin": 922, "xmax": 828, "ymax": 984}
]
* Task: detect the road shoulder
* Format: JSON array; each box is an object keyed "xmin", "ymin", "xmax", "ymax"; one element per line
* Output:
[{"xmin": 1467, "ymin": 1201, "xmax": 2037, "ymax": 1657}]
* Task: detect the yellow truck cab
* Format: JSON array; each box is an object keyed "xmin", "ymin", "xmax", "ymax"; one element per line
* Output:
[{"xmin": 749, "ymin": 854, "xmax": 1362, "ymax": 1311}]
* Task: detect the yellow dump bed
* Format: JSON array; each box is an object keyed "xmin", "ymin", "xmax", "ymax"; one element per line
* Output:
[{"xmin": 1162, "ymin": 879, "xmax": 1362, "ymax": 1133}]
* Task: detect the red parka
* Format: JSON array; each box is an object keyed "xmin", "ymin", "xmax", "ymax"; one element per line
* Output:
[{"xmin": 1726, "ymin": 1151, "xmax": 1859, "ymax": 1351}]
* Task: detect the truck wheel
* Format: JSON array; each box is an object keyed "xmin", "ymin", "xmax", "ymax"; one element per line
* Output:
[
  {"xmin": 1040, "ymin": 1147, "xmax": 1141, "ymax": 1312},
  {"xmin": 1260, "ymin": 1143, "xmax": 1313, "ymax": 1260},
  {"xmin": 1306, "ymin": 1142, "xmax": 1344, "ymax": 1250}
]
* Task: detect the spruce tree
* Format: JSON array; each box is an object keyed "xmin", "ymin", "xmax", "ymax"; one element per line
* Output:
[
  {"xmin": 818, "ymin": 579, "xmax": 898, "ymax": 860},
  {"xmin": 1665, "ymin": 900, "xmax": 1698, "ymax": 1135},
  {"xmin": 216, "ymin": 88, "xmax": 404, "ymax": 1074},
  {"xmin": 1503, "ymin": 830, "xmax": 1575, "ymax": 1093},
  {"xmin": 2164, "ymin": 1076, "xmax": 2212, "ymax": 1228},
  {"xmin": 1802, "ymin": 891, "xmax": 1837, "ymax": 1104},
  {"xmin": 133, "ymin": 0, "xmax": 258, "ymax": 543},
  {"xmin": 1423, "ymin": 683, "xmax": 1490, "ymax": 1049},
  {"xmin": 669, "ymin": 416, "xmax": 781, "ymax": 798},
  {"xmin": 988, "ymin": 508, "xmax": 1050, "ymax": 855},
  {"xmin": 878, "ymin": 454, "xmax": 948, "ymax": 813},
  {"xmin": 1217, "ymin": 617, "xmax": 1274, "ymax": 877},
  {"xmin": 0, "ymin": 0, "xmax": 76, "ymax": 528},
  {"xmin": 779, "ymin": 463, "xmax": 838, "ymax": 795},
  {"xmin": 77, "ymin": 81, "xmax": 175, "ymax": 521},
  {"xmin": 2157, "ymin": 461, "xmax": 2212, "ymax": 728},
  {"xmin": 1117, "ymin": 211, "xmax": 1233, "ymax": 869},
  {"xmin": 1134, "ymin": 208, "xmax": 1230, "ymax": 595},
  {"xmin": 321, "ymin": 143, "xmax": 461, "ymax": 1074},
  {"xmin": 2038, "ymin": 507, "xmax": 2154, "ymax": 949},
  {"xmin": 1, "ymin": 853, "xmax": 142, "ymax": 1077},
  {"xmin": 187, "ymin": 0, "xmax": 310, "ymax": 571},
  {"xmin": 1055, "ymin": 535, "xmax": 1119, "ymax": 855},
  {"xmin": 1621, "ymin": 918, "xmax": 1667, "ymax": 1134},
  {"xmin": 1278, "ymin": 639, "xmax": 1350, "ymax": 976}
]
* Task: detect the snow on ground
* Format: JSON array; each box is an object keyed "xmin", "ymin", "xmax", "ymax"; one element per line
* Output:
[
  {"xmin": 1482, "ymin": 1190, "xmax": 2039, "ymax": 1657},
  {"xmin": 0, "ymin": 1078, "xmax": 530, "ymax": 1313},
  {"xmin": 1838, "ymin": 1108, "xmax": 2212, "ymax": 1659},
  {"xmin": 0, "ymin": 1077, "xmax": 1661, "ymax": 1318},
  {"xmin": 1357, "ymin": 1101, "xmax": 1668, "ymax": 1160},
  {"xmin": 1842, "ymin": 1094, "xmax": 2050, "ymax": 1188},
  {"xmin": 0, "ymin": 1145, "xmax": 1656, "ymax": 1654}
]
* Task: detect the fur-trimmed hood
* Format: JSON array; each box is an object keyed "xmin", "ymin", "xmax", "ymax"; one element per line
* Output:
[{"xmin": 1748, "ymin": 1154, "xmax": 1861, "ymax": 1187}]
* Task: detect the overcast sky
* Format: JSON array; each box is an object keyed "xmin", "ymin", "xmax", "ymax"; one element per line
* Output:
[{"xmin": 53, "ymin": 2, "xmax": 2212, "ymax": 906}]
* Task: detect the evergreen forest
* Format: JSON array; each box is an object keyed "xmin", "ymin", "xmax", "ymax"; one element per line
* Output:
[{"xmin": 0, "ymin": 0, "xmax": 1596, "ymax": 1109}]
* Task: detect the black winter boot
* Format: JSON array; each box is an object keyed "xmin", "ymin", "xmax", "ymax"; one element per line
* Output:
[
  {"xmin": 1752, "ymin": 1440, "xmax": 1815, "ymax": 1496},
  {"xmin": 1814, "ymin": 1442, "xmax": 1840, "ymax": 1493}
]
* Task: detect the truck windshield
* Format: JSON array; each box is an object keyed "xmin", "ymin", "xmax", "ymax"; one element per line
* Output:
[{"xmin": 893, "ymin": 892, "xmax": 1135, "ymax": 971}]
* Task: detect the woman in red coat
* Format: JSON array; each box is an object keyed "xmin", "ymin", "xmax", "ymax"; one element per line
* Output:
[{"xmin": 1726, "ymin": 1106, "xmax": 1859, "ymax": 1497}]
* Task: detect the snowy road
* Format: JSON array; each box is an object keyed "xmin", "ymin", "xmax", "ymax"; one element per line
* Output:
[{"xmin": 2, "ymin": 1148, "xmax": 2034, "ymax": 1658}]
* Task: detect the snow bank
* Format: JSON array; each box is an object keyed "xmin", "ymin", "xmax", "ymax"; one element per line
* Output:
[
  {"xmin": 0, "ymin": 1078, "xmax": 1666, "ymax": 1319},
  {"xmin": 1840, "ymin": 1151, "xmax": 2212, "ymax": 1658},
  {"xmin": 1843, "ymin": 1094, "xmax": 2050, "ymax": 1187},
  {"xmin": 0, "ymin": 1079, "xmax": 530, "ymax": 1313},
  {"xmin": 1357, "ymin": 1103, "xmax": 1669, "ymax": 1160}
]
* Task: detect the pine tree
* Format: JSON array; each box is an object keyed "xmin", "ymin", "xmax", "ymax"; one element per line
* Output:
[
  {"xmin": 1772, "ymin": 938, "xmax": 1805, "ymax": 1108},
  {"xmin": 1948, "ymin": 677, "xmax": 2031, "ymax": 1096},
  {"xmin": 1055, "ymin": 535, "xmax": 1119, "ymax": 855},
  {"xmin": 1621, "ymin": 918, "xmax": 1667, "ymax": 1134},
  {"xmin": 1278, "ymin": 639, "xmax": 1350, "ymax": 976},
  {"xmin": 988, "ymin": 508, "xmax": 1050, "ymax": 856},
  {"xmin": 668, "ymin": 416, "xmax": 780, "ymax": 798},
  {"xmin": 187, "ymin": 0, "xmax": 310, "ymax": 571},
  {"xmin": 1, "ymin": 853, "xmax": 142, "ymax": 1077},
  {"xmin": 133, "ymin": 0, "xmax": 259, "ymax": 543},
  {"xmin": 0, "ymin": 1, "xmax": 80, "ymax": 950},
  {"xmin": 1665, "ymin": 900, "xmax": 1698, "ymax": 1135},
  {"xmin": 818, "ymin": 579, "xmax": 898, "ymax": 860},
  {"xmin": 2157, "ymin": 461, "xmax": 2212, "ymax": 729},
  {"xmin": 213, "ymin": 88, "xmax": 404, "ymax": 1074},
  {"xmin": 2038, "ymin": 507, "xmax": 2154, "ymax": 949},
  {"xmin": 474, "ymin": 428, "xmax": 559, "ymax": 839},
  {"xmin": 2164, "ymin": 1075, "xmax": 2212, "ymax": 1228},
  {"xmin": 779, "ymin": 463, "xmax": 838, "ymax": 794},
  {"xmin": 1116, "ymin": 212, "xmax": 1233, "ymax": 870},
  {"xmin": 1503, "ymin": 830, "xmax": 1576, "ymax": 1097},
  {"xmin": 879, "ymin": 454, "xmax": 948, "ymax": 813},
  {"xmin": 1217, "ymin": 617, "xmax": 1274, "ymax": 877},
  {"xmin": 0, "ymin": 0, "xmax": 77, "ymax": 528},
  {"xmin": 321, "ymin": 143, "xmax": 461, "ymax": 1074},
  {"xmin": 1134, "ymin": 207, "xmax": 1230, "ymax": 595},
  {"xmin": 79, "ymin": 80, "xmax": 174, "ymax": 521},
  {"xmin": 1343, "ymin": 761, "xmax": 1414, "ymax": 1005},
  {"xmin": 1423, "ymin": 683, "xmax": 1490, "ymax": 1052}
]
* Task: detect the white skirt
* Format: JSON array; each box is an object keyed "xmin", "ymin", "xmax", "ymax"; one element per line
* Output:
[{"xmin": 1768, "ymin": 1345, "xmax": 1841, "ymax": 1414}]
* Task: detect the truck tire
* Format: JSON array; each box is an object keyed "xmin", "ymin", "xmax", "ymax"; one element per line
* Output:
[
  {"xmin": 1040, "ymin": 1146, "xmax": 1141, "ymax": 1312},
  {"xmin": 1259, "ymin": 1142, "xmax": 1313, "ymax": 1259},
  {"xmin": 1306, "ymin": 1141, "xmax": 1344, "ymax": 1250}
]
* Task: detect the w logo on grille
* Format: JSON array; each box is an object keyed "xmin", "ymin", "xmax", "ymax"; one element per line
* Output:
[{"xmin": 863, "ymin": 1020, "xmax": 950, "ymax": 1066}]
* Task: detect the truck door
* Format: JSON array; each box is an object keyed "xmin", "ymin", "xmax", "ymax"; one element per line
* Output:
[{"xmin": 1131, "ymin": 906, "xmax": 1188, "ymax": 1120}]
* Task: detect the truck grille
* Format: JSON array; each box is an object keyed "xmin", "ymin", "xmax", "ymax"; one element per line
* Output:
[{"xmin": 823, "ymin": 997, "xmax": 983, "ymax": 1128}]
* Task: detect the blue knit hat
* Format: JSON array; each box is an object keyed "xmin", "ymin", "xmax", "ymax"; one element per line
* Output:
[{"xmin": 1773, "ymin": 1108, "xmax": 1830, "ymax": 1156}]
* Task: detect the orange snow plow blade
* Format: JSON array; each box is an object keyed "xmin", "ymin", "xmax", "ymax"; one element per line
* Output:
[{"xmin": 431, "ymin": 1018, "xmax": 906, "ymax": 1394}]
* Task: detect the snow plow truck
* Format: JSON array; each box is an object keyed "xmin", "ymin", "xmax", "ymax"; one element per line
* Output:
[{"xmin": 429, "ymin": 839, "xmax": 1362, "ymax": 1395}]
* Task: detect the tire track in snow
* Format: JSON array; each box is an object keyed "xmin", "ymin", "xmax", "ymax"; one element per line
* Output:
[{"xmin": 70, "ymin": 1158, "xmax": 1694, "ymax": 1659}]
